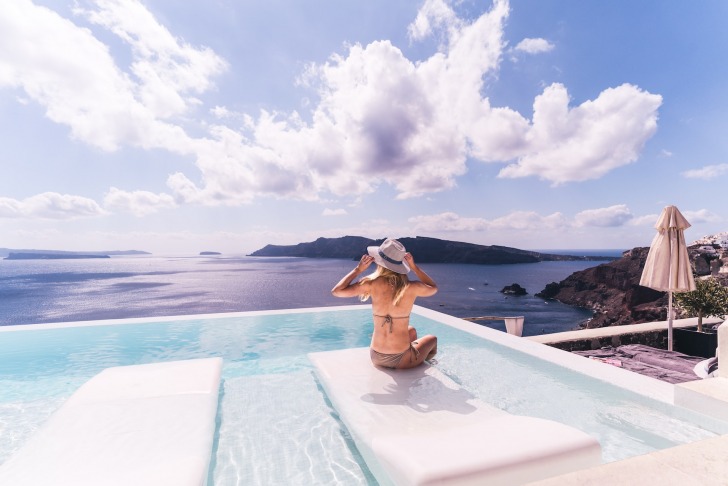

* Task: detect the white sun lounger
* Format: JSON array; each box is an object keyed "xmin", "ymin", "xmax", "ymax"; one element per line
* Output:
[
  {"xmin": 309, "ymin": 348, "xmax": 601, "ymax": 486},
  {"xmin": 0, "ymin": 358, "xmax": 223, "ymax": 486}
]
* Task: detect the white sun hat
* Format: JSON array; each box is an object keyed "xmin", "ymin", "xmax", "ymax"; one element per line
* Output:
[{"xmin": 367, "ymin": 238, "xmax": 410, "ymax": 274}]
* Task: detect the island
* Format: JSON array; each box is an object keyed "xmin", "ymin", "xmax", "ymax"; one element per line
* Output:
[
  {"xmin": 248, "ymin": 236, "xmax": 617, "ymax": 264},
  {"xmin": 5, "ymin": 252, "xmax": 110, "ymax": 260},
  {"xmin": 200, "ymin": 251, "xmax": 222, "ymax": 256},
  {"xmin": 501, "ymin": 283, "xmax": 528, "ymax": 295},
  {"xmin": 0, "ymin": 249, "xmax": 150, "ymax": 259}
]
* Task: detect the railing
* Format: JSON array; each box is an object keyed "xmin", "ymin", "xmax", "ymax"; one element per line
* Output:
[{"xmin": 462, "ymin": 315, "xmax": 525, "ymax": 336}]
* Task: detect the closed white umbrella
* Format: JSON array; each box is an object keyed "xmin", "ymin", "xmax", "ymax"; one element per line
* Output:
[{"xmin": 639, "ymin": 205, "xmax": 696, "ymax": 351}]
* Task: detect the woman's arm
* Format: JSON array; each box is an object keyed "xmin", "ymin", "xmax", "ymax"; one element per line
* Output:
[
  {"xmin": 404, "ymin": 253, "xmax": 438, "ymax": 297},
  {"xmin": 331, "ymin": 254, "xmax": 374, "ymax": 298}
]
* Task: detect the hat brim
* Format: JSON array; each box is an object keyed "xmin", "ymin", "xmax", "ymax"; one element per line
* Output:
[{"xmin": 367, "ymin": 245, "xmax": 410, "ymax": 274}]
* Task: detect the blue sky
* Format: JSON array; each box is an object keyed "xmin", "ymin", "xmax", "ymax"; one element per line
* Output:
[{"xmin": 1, "ymin": 0, "xmax": 727, "ymax": 255}]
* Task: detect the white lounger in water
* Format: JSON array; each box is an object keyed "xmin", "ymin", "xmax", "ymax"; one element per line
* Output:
[
  {"xmin": 0, "ymin": 358, "xmax": 223, "ymax": 486},
  {"xmin": 309, "ymin": 348, "xmax": 601, "ymax": 486}
]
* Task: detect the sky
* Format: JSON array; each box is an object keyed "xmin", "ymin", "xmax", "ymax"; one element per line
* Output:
[{"xmin": 1, "ymin": 0, "xmax": 727, "ymax": 255}]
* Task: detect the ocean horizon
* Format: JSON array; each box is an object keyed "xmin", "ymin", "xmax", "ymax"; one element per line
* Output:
[
  {"xmin": 0, "ymin": 252, "xmax": 620, "ymax": 335},
  {"xmin": 531, "ymin": 249, "xmax": 626, "ymax": 257}
]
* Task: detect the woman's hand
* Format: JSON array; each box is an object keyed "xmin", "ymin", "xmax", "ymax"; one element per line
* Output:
[
  {"xmin": 404, "ymin": 252, "xmax": 416, "ymax": 269},
  {"xmin": 405, "ymin": 252, "xmax": 438, "ymax": 296},
  {"xmin": 332, "ymin": 254, "xmax": 373, "ymax": 297},
  {"xmin": 356, "ymin": 254, "xmax": 374, "ymax": 273}
]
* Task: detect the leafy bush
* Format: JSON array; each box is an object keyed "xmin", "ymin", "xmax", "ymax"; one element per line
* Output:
[{"xmin": 674, "ymin": 277, "xmax": 728, "ymax": 332}]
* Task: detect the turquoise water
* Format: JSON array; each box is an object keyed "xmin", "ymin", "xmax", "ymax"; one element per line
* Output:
[{"xmin": 1, "ymin": 308, "xmax": 726, "ymax": 485}]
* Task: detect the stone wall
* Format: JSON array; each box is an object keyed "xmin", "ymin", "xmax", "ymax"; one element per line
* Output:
[{"xmin": 546, "ymin": 330, "xmax": 668, "ymax": 352}]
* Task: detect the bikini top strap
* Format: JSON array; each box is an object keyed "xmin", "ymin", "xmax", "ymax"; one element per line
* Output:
[{"xmin": 373, "ymin": 314, "xmax": 411, "ymax": 333}]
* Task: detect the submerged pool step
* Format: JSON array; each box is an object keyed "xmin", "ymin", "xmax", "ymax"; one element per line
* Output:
[
  {"xmin": 309, "ymin": 347, "xmax": 601, "ymax": 486},
  {"xmin": 0, "ymin": 358, "xmax": 223, "ymax": 486}
]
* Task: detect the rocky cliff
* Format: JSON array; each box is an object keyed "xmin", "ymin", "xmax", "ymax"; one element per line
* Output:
[
  {"xmin": 536, "ymin": 245, "xmax": 728, "ymax": 328},
  {"xmin": 249, "ymin": 236, "xmax": 616, "ymax": 264}
]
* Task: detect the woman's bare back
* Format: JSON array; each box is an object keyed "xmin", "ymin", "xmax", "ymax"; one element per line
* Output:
[
  {"xmin": 369, "ymin": 277, "xmax": 418, "ymax": 353},
  {"xmin": 331, "ymin": 248, "xmax": 439, "ymax": 369}
]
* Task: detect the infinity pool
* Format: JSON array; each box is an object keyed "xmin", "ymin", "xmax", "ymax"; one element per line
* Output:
[{"xmin": 1, "ymin": 305, "xmax": 726, "ymax": 485}]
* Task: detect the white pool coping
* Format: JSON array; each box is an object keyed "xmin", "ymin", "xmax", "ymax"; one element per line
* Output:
[
  {"xmin": 0, "ymin": 304, "xmax": 359, "ymax": 332},
  {"xmin": 413, "ymin": 305, "xmax": 678, "ymax": 404},
  {"xmin": 526, "ymin": 432, "xmax": 728, "ymax": 486},
  {"xmin": 528, "ymin": 315, "xmax": 722, "ymax": 345}
]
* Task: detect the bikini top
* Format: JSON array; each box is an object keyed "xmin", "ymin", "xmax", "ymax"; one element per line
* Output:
[{"xmin": 373, "ymin": 313, "xmax": 410, "ymax": 333}]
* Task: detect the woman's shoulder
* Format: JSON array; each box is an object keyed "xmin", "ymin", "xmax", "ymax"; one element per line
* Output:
[{"xmin": 407, "ymin": 279, "xmax": 437, "ymax": 296}]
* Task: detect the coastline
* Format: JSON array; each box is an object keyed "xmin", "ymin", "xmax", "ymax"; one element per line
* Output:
[{"xmin": 4, "ymin": 252, "xmax": 110, "ymax": 260}]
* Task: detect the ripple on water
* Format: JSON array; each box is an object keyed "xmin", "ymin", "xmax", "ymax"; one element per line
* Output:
[{"xmin": 213, "ymin": 371, "xmax": 375, "ymax": 485}]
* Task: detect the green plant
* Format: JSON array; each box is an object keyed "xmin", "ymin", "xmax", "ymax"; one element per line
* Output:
[{"xmin": 674, "ymin": 277, "xmax": 728, "ymax": 332}]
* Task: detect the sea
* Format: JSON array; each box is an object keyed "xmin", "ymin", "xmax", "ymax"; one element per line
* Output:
[{"xmin": 0, "ymin": 250, "xmax": 624, "ymax": 336}]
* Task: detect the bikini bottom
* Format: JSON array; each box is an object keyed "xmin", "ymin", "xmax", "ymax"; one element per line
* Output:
[{"xmin": 369, "ymin": 343, "xmax": 420, "ymax": 369}]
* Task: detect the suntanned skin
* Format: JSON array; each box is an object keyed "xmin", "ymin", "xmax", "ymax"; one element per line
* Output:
[{"xmin": 331, "ymin": 253, "xmax": 438, "ymax": 369}]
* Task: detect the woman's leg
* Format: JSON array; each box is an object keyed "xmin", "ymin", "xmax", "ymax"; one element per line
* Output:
[{"xmin": 397, "ymin": 335, "xmax": 437, "ymax": 369}]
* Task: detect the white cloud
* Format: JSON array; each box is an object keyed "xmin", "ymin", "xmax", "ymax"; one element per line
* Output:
[
  {"xmin": 514, "ymin": 38, "xmax": 554, "ymax": 54},
  {"xmin": 631, "ymin": 209, "xmax": 720, "ymax": 228},
  {"xmin": 103, "ymin": 187, "xmax": 177, "ymax": 216},
  {"xmin": 408, "ymin": 210, "xmax": 568, "ymax": 232},
  {"xmin": 0, "ymin": 0, "xmax": 221, "ymax": 152},
  {"xmin": 166, "ymin": 172, "xmax": 206, "ymax": 205},
  {"xmin": 681, "ymin": 163, "xmax": 728, "ymax": 180},
  {"xmin": 497, "ymin": 83, "xmax": 662, "ymax": 184},
  {"xmin": 0, "ymin": 197, "xmax": 22, "ymax": 218},
  {"xmin": 200, "ymin": 0, "xmax": 512, "ymax": 202},
  {"xmin": 488, "ymin": 211, "xmax": 568, "ymax": 230},
  {"xmin": 0, "ymin": 192, "xmax": 106, "ymax": 219},
  {"xmin": 409, "ymin": 212, "xmax": 489, "ymax": 232},
  {"xmin": 1, "ymin": 0, "xmax": 663, "ymax": 207},
  {"xmin": 210, "ymin": 105, "xmax": 232, "ymax": 118},
  {"xmin": 322, "ymin": 208, "xmax": 347, "ymax": 216},
  {"xmin": 630, "ymin": 213, "xmax": 660, "ymax": 226},
  {"xmin": 683, "ymin": 209, "xmax": 721, "ymax": 224},
  {"xmin": 575, "ymin": 204, "xmax": 633, "ymax": 227},
  {"xmin": 407, "ymin": 0, "xmax": 463, "ymax": 42},
  {"xmin": 142, "ymin": 0, "xmax": 509, "ymax": 205},
  {"xmin": 74, "ymin": 0, "xmax": 227, "ymax": 118}
]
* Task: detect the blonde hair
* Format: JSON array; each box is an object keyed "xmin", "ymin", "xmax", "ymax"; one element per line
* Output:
[{"xmin": 359, "ymin": 265, "xmax": 409, "ymax": 305}]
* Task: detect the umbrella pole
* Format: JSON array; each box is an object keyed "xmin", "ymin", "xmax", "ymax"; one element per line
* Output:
[{"xmin": 668, "ymin": 291, "xmax": 673, "ymax": 351}]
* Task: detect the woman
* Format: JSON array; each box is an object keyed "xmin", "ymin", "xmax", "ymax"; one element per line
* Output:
[{"xmin": 331, "ymin": 238, "xmax": 438, "ymax": 369}]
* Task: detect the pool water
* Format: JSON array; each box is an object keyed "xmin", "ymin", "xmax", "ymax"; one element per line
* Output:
[{"xmin": 1, "ymin": 307, "xmax": 726, "ymax": 485}]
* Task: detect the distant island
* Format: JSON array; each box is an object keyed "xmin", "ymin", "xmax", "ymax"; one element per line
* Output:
[
  {"xmin": 5, "ymin": 252, "xmax": 110, "ymax": 260},
  {"xmin": 0, "ymin": 248, "xmax": 150, "ymax": 259},
  {"xmin": 200, "ymin": 251, "xmax": 222, "ymax": 255},
  {"xmin": 248, "ymin": 236, "xmax": 618, "ymax": 265}
]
